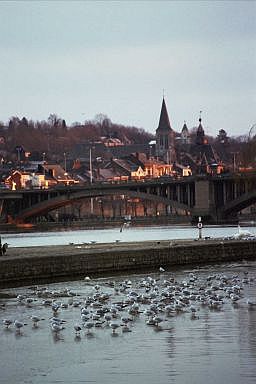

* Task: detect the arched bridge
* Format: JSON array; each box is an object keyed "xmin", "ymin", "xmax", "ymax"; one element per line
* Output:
[
  {"xmin": 0, "ymin": 173, "xmax": 256, "ymax": 224},
  {"xmin": 0, "ymin": 178, "xmax": 194, "ymax": 224},
  {"xmin": 219, "ymin": 190, "xmax": 256, "ymax": 218}
]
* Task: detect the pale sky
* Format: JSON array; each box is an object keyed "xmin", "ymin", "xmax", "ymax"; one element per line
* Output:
[{"xmin": 0, "ymin": 0, "xmax": 255, "ymax": 137}]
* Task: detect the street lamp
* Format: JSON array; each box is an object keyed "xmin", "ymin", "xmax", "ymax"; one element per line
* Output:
[
  {"xmin": 89, "ymin": 147, "xmax": 93, "ymax": 184},
  {"xmin": 42, "ymin": 152, "xmax": 46, "ymax": 176},
  {"xmin": 64, "ymin": 152, "xmax": 67, "ymax": 172},
  {"xmin": 231, "ymin": 152, "xmax": 238, "ymax": 173}
]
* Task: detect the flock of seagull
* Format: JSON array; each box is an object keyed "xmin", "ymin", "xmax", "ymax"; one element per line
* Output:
[{"xmin": 1, "ymin": 267, "xmax": 256, "ymax": 340}]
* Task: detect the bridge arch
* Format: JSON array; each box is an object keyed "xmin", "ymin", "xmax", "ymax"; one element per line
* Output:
[
  {"xmin": 14, "ymin": 188, "xmax": 191, "ymax": 223},
  {"xmin": 220, "ymin": 190, "xmax": 256, "ymax": 217}
]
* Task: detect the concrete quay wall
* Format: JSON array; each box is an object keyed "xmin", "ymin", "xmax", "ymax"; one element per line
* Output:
[{"xmin": 0, "ymin": 240, "xmax": 255, "ymax": 288}]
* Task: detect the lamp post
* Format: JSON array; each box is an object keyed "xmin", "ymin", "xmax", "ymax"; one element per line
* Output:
[
  {"xmin": 89, "ymin": 147, "xmax": 93, "ymax": 184},
  {"xmin": 42, "ymin": 152, "xmax": 46, "ymax": 175},
  {"xmin": 89, "ymin": 147, "xmax": 93, "ymax": 214},
  {"xmin": 231, "ymin": 152, "xmax": 238, "ymax": 173},
  {"xmin": 64, "ymin": 152, "xmax": 67, "ymax": 173}
]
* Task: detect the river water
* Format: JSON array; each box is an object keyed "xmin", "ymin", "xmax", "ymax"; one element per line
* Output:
[
  {"xmin": 2, "ymin": 224, "xmax": 256, "ymax": 247},
  {"xmin": 1, "ymin": 226, "xmax": 256, "ymax": 383}
]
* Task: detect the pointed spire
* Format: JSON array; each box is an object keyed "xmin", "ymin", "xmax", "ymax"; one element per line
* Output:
[
  {"xmin": 157, "ymin": 97, "xmax": 172, "ymax": 132},
  {"xmin": 182, "ymin": 120, "xmax": 188, "ymax": 132}
]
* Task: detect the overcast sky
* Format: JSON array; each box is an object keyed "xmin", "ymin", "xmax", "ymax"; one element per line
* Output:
[{"xmin": 0, "ymin": 0, "xmax": 255, "ymax": 137}]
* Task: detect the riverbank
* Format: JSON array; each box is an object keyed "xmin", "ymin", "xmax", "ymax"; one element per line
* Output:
[{"xmin": 1, "ymin": 238, "xmax": 256, "ymax": 288}]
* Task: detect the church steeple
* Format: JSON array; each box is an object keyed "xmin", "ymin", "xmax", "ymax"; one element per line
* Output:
[
  {"xmin": 155, "ymin": 97, "xmax": 175, "ymax": 162},
  {"xmin": 156, "ymin": 98, "xmax": 172, "ymax": 132}
]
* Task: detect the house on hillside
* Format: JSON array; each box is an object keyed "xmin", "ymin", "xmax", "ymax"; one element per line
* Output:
[
  {"xmin": 4, "ymin": 163, "xmax": 79, "ymax": 190},
  {"xmin": 41, "ymin": 164, "xmax": 79, "ymax": 186},
  {"xmin": 5, "ymin": 170, "xmax": 47, "ymax": 190},
  {"xmin": 104, "ymin": 158, "xmax": 145, "ymax": 180}
]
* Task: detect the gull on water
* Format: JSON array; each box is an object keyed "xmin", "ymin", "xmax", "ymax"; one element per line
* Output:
[
  {"xmin": 30, "ymin": 315, "xmax": 41, "ymax": 327},
  {"xmin": 247, "ymin": 298, "xmax": 256, "ymax": 308},
  {"xmin": 1, "ymin": 266, "xmax": 255, "ymax": 344},
  {"xmin": 14, "ymin": 320, "xmax": 25, "ymax": 334},
  {"xmin": 74, "ymin": 324, "xmax": 82, "ymax": 336},
  {"xmin": 84, "ymin": 321, "xmax": 94, "ymax": 334},
  {"xmin": 110, "ymin": 322, "xmax": 120, "ymax": 334},
  {"xmin": 51, "ymin": 322, "xmax": 65, "ymax": 333},
  {"xmin": 3, "ymin": 319, "xmax": 12, "ymax": 329}
]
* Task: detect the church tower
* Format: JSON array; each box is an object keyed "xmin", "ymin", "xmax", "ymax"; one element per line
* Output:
[
  {"xmin": 181, "ymin": 121, "xmax": 190, "ymax": 145},
  {"xmin": 156, "ymin": 98, "xmax": 175, "ymax": 163}
]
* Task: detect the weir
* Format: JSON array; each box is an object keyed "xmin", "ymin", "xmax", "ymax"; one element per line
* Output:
[{"xmin": 0, "ymin": 239, "xmax": 255, "ymax": 288}]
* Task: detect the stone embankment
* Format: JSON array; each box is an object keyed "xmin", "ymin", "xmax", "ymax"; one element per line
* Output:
[{"xmin": 0, "ymin": 239, "xmax": 255, "ymax": 288}]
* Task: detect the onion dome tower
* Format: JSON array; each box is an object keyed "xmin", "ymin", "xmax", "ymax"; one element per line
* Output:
[{"xmin": 195, "ymin": 112, "xmax": 206, "ymax": 145}]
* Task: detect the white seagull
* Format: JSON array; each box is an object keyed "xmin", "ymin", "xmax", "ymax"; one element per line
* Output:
[
  {"xmin": 74, "ymin": 324, "xmax": 82, "ymax": 336},
  {"xmin": 110, "ymin": 322, "xmax": 120, "ymax": 334},
  {"xmin": 14, "ymin": 320, "xmax": 24, "ymax": 334},
  {"xmin": 31, "ymin": 315, "xmax": 41, "ymax": 327},
  {"xmin": 51, "ymin": 322, "xmax": 64, "ymax": 333}
]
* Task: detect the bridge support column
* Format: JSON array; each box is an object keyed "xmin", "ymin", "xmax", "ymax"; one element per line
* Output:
[
  {"xmin": 234, "ymin": 182, "xmax": 238, "ymax": 199},
  {"xmin": 193, "ymin": 179, "xmax": 216, "ymax": 223},
  {"xmin": 223, "ymin": 181, "xmax": 227, "ymax": 204},
  {"xmin": 176, "ymin": 185, "xmax": 181, "ymax": 204}
]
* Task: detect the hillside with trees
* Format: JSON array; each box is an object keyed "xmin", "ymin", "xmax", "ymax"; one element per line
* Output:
[
  {"xmin": 0, "ymin": 114, "xmax": 154, "ymax": 162},
  {"xmin": 0, "ymin": 114, "xmax": 255, "ymax": 169}
]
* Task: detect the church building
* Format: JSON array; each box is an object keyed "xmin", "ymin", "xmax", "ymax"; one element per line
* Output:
[
  {"xmin": 155, "ymin": 97, "xmax": 223, "ymax": 175},
  {"xmin": 155, "ymin": 98, "xmax": 176, "ymax": 163}
]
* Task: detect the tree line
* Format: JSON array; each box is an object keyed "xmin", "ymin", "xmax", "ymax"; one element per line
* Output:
[
  {"xmin": 0, "ymin": 114, "xmax": 255, "ymax": 167},
  {"xmin": 0, "ymin": 114, "xmax": 154, "ymax": 162}
]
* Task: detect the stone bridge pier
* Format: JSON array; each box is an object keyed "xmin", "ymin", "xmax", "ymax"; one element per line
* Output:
[{"xmin": 192, "ymin": 178, "xmax": 218, "ymax": 223}]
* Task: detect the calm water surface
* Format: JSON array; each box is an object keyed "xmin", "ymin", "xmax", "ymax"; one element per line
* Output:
[
  {"xmin": 0, "ymin": 260, "xmax": 256, "ymax": 384},
  {"xmin": 3, "ymin": 224, "xmax": 256, "ymax": 247}
]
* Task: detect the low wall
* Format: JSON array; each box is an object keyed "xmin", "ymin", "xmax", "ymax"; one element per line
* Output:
[{"xmin": 0, "ymin": 239, "xmax": 255, "ymax": 288}]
